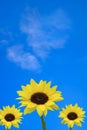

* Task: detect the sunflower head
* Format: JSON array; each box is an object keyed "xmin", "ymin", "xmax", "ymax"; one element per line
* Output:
[
  {"xmin": 17, "ymin": 79, "xmax": 63, "ymax": 116},
  {"xmin": 0, "ymin": 105, "xmax": 22, "ymax": 129},
  {"xmin": 59, "ymin": 104, "xmax": 85, "ymax": 128}
]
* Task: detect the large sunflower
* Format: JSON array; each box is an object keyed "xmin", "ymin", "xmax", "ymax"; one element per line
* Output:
[
  {"xmin": 17, "ymin": 79, "xmax": 63, "ymax": 116},
  {"xmin": 59, "ymin": 104, "xmax": 85, "ymax": 129},
  {"xmin": 0, "ymin": 105, "xmax": 22, "ymax": 129}
]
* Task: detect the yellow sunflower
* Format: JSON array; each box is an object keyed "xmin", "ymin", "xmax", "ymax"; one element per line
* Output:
[
  {"xmin": 17, "ymin": 79, "xmax": 63, "ymax": 117},
  {"xmin": 59, "ymin": 104, "xmax": 85, "ymax": 129},
  {"xmin": 0, "ymin": 105, "xmax": 22, "ymax": 129}
]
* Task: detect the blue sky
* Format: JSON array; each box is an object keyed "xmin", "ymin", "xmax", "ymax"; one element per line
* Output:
[{"xmin": 0, "ymin": 0, "xmax": 87, "ymax": 130}]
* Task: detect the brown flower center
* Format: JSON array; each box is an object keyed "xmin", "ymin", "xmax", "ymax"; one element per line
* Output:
[
  {"xmin": 5, "ymin": 113, "xmax": 15, "ymax": 121},
  {"xmin": 31, "ymin": 92, "xmax": 48, "ymax": 104},
  {"xmin": 67, "ymin": 112, "xmax": 78, "ymax": 120}
]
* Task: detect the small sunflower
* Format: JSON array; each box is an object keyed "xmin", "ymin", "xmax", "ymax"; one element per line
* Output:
[
  {"xmin": 17, "ymin": 79, "xmax": 63, "ymax": 116},
  {"xmin": 0, "ymin": 105, "xmax": 22, "ymax": 129},
  {"xmin": 59, "ymin": 104, "xmax": 85, "ymax": 129}
]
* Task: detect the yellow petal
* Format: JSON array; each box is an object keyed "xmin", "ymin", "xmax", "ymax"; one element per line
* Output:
[
  {"xmin": 24, "ymin": 107, "xmax": 35, "ymax": 115},
  {"xmin": 36, "ymin": 105, "xmax": 45, "ymax": 117}
]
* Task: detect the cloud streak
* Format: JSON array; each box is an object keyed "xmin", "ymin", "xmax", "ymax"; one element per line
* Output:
[
  {"xmin": 0, "ymin": 40, "xmax": 8, "ymax": 44},
  {"xmin": 7, "ymin": 8, "xmax": 71, "ymax": 71},
  {"xmin": 7, "ymin": 45, "xmax": 41, "ymax": 71},
  {"xmin": 20, "ymin": 9, "xmax": 71, "ymax": 58}
]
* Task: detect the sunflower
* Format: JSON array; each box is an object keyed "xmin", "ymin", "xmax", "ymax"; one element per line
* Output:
[
  {"xmin": 17, "ymin": 79, "xmax": 63, "ymax": 117},
  {"xmin": 0, "ymin": 105, "xmax": 22, "ymax": 130},
  {"xmin": 59, "ymin": 104, "xmax": 85, "ymax": 129}
]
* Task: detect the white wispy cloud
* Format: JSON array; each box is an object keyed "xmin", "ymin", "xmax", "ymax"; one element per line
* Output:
[
  {"xmin": 0, "ymin": 28, "xmax": 14, "ymax": 47},
  {"xmin": 46, "ymin": 9, "xmax": 71, "ymax": 30},
  {"xmin": 7, "ymin": 45, "xmax": 41, "ymax": 71},
  {"xmin": 20, "ymin": 8, "xmax": 71, "ymax": 58},
  {"xmin": 0, "ymin": 40, "xmax": 8, "ymax": 44},
  {"xmin": 7, "ymin": 8, "xmax": 71, "ymax": 71}
]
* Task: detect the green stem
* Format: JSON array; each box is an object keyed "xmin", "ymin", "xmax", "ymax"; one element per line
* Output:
[
  {"xmin": 40, "ymin": 116, "xmax": 46, "ymax": 130},
  {"xmin": 7, "ymin": 128, "xmax": 10, "ymax": 130},
  {"xmin": 70, "ymin": 128, "xmax": 72, "ymax": 130}
]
